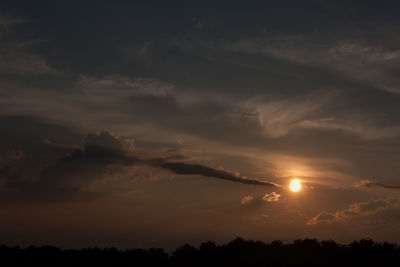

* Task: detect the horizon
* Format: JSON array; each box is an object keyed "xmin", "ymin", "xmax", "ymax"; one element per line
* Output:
[
  {"xmin": 1, "ymin": 236, "xmax": 399, "ymax": 252},
  {"xmin": 1, "ymin": 237, "xmax": 399, "ymax": 266}
]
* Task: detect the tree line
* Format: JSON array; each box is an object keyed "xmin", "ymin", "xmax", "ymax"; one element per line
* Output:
[{"xmin": 1, "ymin": 237, "xmax": 399, "ymax": 266}]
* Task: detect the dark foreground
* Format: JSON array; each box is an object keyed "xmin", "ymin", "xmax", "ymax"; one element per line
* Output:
[{"xmin": 1, "ymin": 238, "xmax": 399, "ymax": 266}]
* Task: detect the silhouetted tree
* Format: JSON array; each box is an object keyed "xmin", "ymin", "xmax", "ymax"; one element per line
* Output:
[{"xmin": 1, "ymin": 238, "xmax": 400, "ymax": 266}]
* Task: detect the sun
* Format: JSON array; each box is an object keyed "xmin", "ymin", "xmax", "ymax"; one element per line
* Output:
[{"xmin": 289, "ymin": 179, "xmax": 301, "ymax": 192}]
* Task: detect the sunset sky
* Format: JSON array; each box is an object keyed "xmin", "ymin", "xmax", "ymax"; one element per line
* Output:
[{"xmin": 1, "ymin": 0, "xmax": 400, "ymax": 249}]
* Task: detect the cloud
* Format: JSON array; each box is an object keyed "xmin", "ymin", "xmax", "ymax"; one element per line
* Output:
[
  {"xmin": 262, "ymin": 192, "xmax": 281, "ymax": 202},
  {"xmin": 230, "ymin": 38, "xmax": 400, "ymax": 68},
  {"xmin": 0, "ymin": 15, "xmax": 59, "ymax": 76},
  {"xmin": 3, "ymin": 131, "xmax": 133, "ymax": 200},
  {"xmin": 156, "ymin": 161, "xmax": 277, "ymax": 186},
  {"xmin": 241, "ymin": 192, "xmax": 281, "ymax": 206},
  {"xmin": 1, "ymin": 16, "xmax": 399, "ymax": 202},
  {"xmin": 357, "ymin": 180, "xmax": 400, "ymax": 190},
  {"xmin": 0, "ymin": 42, "xmax": 59, "ymax": 76},
  {"xmin": 241, "ymin": 196, "xmax": 254, "ymax": 205},
  {"xmin": 0, "ymin": 126, "xmax": 278, "ymax": 201},
  {"xmin": 242, "ymin": 92, "xmax": 335, "ymax": 138},
  {"xmin": 77, "ymin": 75, "xmax": 173, "ymax": 98},
  {"xmin": 306, "ymin": 212, "xmax": 336, "ymax": 225},
  {"xmin": 307, "ymin": 198, "xmax": 399, "ymax": 225},
  {"xmin": 228, "ymin": 37, "xmax": 400, "ymax": 94}
]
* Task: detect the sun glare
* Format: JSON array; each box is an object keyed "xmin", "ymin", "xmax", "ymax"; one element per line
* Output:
[{"xmin": 289, "ymin": 179, "xmax": 301, "ymax": 192}]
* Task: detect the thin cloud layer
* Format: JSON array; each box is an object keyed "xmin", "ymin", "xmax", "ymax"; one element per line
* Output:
[
  {"xmin": 357, "ymin": 180, "xmax": 400, "ymax": 190},
  {"xmin": 307, "ymin": 199, "xmax": 399, "ymax": 225},
  {"xmin": 0, "ymin": 17, "xmax": 59, "ymax": 76},
  {"xmin": 77, "ymin": 75, "xmax": 173, "ymax": 98}
]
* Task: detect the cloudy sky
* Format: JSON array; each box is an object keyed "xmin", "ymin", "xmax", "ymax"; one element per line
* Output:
[{"xmin": 1, "ymin": 0, "xmax": 400, "ymax": 249}]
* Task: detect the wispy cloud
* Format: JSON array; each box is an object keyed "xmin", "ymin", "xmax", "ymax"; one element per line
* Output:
[
  {"xmin": 356, "ymin": 180, "xmax": 400, "ymax": 190},
  {"xmin": 77, "ymin": 75, "xmax": 174, "ymax": 98},
  {"xmin": 0, "ymin": 42, "xmax": 60, "ymax": 76},
  {"xmin": 242, "ymin": 92, "xmax": 337, "ymax": 138},
  {"xmin": 230, "ymin": 37, "xmax": 400, "ymax": 66},
  {"xmin": 307, "ymin": 198, "xmax": 399, "ymax": 225},
  {"xmin": 0, "ymin": 15, "xmax": 59, "ymax": 76},
  {"xmin": 228, "ymin": 37, "xmax": 400, "ymax": 94}
]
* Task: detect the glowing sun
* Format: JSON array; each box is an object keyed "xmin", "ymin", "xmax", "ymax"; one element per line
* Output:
[{"xmin": 289, "ymin": 179, "xmax": 301, "ymax": 192}]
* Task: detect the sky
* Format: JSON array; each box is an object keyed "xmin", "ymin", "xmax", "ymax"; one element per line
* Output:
[{"xmin": 1, "ymin": 0, "xmax": 400, "ymax": 249}]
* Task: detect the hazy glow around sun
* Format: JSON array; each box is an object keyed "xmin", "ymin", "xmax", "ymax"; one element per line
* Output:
[{"xmin": 289, "ymin": 179, "xmax": 301, "ymax": 192}]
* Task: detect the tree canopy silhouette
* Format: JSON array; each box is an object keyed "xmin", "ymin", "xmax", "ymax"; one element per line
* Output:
[{"xmin": 1, "ymin": 238, "xmax": 399, "ymax": 266}]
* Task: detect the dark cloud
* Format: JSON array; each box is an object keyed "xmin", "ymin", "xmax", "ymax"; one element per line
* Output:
[
  {"xmin": 2, "ymin": 131, "xmax": 130, "ymax": 201},
  {"xmin": 358, "ymin": 180, "xmax": 400, "ymax": 189},
  {"xmin": 156, "ymin": 161, "xmax": 277, "ymax": 186},
  {"xmin": 0, "ymin": 125, "xmax": 277, "ymax": 201},
  {"xmin": 0, "ymin": 116, "xmax": 82, "ymax": 150}
]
